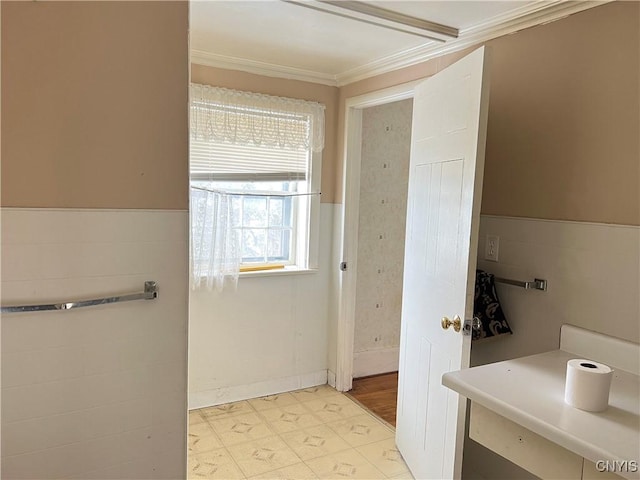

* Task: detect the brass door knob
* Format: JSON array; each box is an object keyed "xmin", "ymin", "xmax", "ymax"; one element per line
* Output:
[{"xmin": 441, "ymin": 315, "xmax": 462, "ymax": 332}]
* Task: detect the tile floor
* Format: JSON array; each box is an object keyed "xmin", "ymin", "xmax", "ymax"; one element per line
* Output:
[{"xmin": 188, "ymin": 385, "xmax": 413, "ymax": 479}]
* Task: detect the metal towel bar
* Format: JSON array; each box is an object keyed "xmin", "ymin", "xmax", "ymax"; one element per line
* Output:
[
  {"xmin": 495, "ymin": 277, "xmax": 547, "ymax": 291},
  {"xmin": 1, "ymin": 281, "xmax": 158, "ymax": 314}
]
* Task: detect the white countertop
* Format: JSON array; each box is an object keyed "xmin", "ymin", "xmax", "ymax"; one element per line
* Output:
[{"xmin": 443, "ymin": 349, "xmax": 640, "ymax": 479}]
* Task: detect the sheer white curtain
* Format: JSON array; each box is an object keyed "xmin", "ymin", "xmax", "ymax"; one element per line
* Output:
[
  {"xmin": 190, "ymin": 187, "xmax": 240, "ymax": 291},
  {"xmin": 189, "ymin": 84, "xmax": 325, "ymax": 291}
]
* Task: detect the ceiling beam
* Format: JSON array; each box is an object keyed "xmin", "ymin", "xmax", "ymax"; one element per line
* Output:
[
  {"xmin": 319, "ymin": 1, "xmax": 458, "ymax": 38},
  {"xmin": 283, "ymin": 0, "xmax": 458, "ymax": 42}
]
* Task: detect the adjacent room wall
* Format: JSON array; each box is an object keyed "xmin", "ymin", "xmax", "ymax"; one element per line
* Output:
[
  {"xmin": 1, "ymin": 3, "xmax": 189, "ymax": 478},
  {"xmin": 353, "ymin": 99, "xmax": 412, "ymax": 378}
]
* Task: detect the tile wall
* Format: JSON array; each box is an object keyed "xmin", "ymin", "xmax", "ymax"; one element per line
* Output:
[
  {"xmin": 1, "ymin": 208, "xmax": 189, "ymax": 479},
  {"xmin": 189, "ymin": 204, "xmax": 338, "ymax": 409},
  {"xmin": 472, "ymin": 215, "xmax": 640, "ymax": 365}
]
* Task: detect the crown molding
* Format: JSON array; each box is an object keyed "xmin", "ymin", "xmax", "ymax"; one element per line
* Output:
[
  {"xmin": 335, "ymin": 0, "xmax": 612, "ymax": 86},
  {"xmin": 190, "ymin": 50, "xmax": 339, "ymax": 87},
  {"xmin": 191, "ymin": 0, "xmax": 612, "ymax": 88}
]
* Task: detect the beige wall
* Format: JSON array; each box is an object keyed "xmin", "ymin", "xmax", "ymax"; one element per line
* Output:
[
  {"xmin": 191, "ymin": 64, "xmax": 340, "ymax": 203},
  {"xmin": 1, "ymin": 1, "xmax": 189, "ymax": 210},
  {"xmin": 338, "ymin": 2, "xmax": 639, "ymax": 225},
  {"xmin": 5, "ymin": 1, "xmax": 635, "ymax": 220},
  {"xmin": 1, "ymin": 3, "xmax": 190, "ymax": 477}
]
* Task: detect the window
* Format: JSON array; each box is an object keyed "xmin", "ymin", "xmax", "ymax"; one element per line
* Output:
[
  {"xmin": 190, "ymin": 84, "xmax": 324, "ymax": 280},
  {"xmin": 191, "ymin": 180, "xmax": 298, "ymax": 265}
]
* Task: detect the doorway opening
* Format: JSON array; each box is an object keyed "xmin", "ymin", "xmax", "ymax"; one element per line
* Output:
[
  {"xmin": 346, "ymin": 372, "xmax": 400, "ymax": 426},
  {"xmin": 336, "ymin": 83, "xmax": 417, "ymax": 421}
]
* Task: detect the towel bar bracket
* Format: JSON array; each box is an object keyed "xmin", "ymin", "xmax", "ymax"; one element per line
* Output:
[
  {"xmin": 144, "ymin": 281, "xmax": 158, "ymax": 299},
  {"xmin": 530, "ymin": 278, "xmax": 547, "ymax": 291}
]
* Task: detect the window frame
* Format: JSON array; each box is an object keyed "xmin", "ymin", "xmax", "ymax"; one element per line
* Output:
[{"xmin": 189, "ymin": 149, "xmax": 321, "ymax": 275}]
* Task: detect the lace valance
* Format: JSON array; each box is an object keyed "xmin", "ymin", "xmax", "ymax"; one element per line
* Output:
[{"xmin": 190, "ymin": 84, "xmax": 326, "ymax": 153}]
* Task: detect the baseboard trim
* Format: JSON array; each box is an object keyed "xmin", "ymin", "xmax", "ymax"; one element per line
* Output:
[
  {"xmin": 353, "ymin": 347, "xmax": 399, "ymax": 378},
  {"xmin": 189, "ymin": 370, "xmax": 328, "ymax": 410}
]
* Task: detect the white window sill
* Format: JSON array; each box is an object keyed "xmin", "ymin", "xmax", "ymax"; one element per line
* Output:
[{"xmin": 239, "ymin": 266, "xmax": 319, "ymax": 278}]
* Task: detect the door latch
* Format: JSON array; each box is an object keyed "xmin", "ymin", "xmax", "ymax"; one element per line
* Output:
[
  {"xmin": 339, "ymin": 262, "xmax": 348, "ymax": 272},
  {"xmin": 463, "ymin": 317, "xmax": 482, "ymax": 336}
]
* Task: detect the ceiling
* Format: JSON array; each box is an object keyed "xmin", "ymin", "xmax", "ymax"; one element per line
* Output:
[{"xmin": 190, "ymin": 0, "xmax": 606, "ymax": 86}]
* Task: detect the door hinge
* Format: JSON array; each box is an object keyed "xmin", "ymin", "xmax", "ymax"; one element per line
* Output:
[{"xmin": 339, "ymin": 262, "xmax": 348, "ymax": 272}]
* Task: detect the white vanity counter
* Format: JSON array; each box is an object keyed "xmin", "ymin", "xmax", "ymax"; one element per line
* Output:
[{"xmin": 442, "ymin": 325, "xmax": 640, "ymax": 480}]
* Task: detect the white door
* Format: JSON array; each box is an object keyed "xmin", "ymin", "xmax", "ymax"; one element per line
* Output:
[{"xmin": 396, "ymin": 46, "xmax": 491, "ymax": 479}]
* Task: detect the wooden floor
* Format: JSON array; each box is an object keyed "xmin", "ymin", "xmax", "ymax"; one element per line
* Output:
[{"xmin": 346, "ymin": 372, "xmax": 398, "ymax": 427}]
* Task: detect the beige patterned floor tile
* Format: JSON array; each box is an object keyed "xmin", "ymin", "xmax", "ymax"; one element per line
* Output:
[
  {"xmin": 248, "ymin": 462, "xmax": 318, "ymax": 479},
  {"xmin": 227, "ymin": 435, "xmax": 302, "ymax": 477},
  {"xmin": 190, "ymin": 410, "xmax": 208, "ymax": 425},
  {"xmin": 189, "ymin": 447, "xmax": 246, "ymax": 479},
  {"xmin": 189, "ymin": 421, "xmax": 217, "ymax": 437},
  {"xmin": 327, "ymin": 415, "xmax": 394, "ymax": 447},
  {"xmin": 210, "ymin": 412, "xmax": 276, "ymax": 447},
  {"xmin": 259, "ymin": 403, "xmax": 323, "ymax": 433},
  {"xmin": 290, "ymin": 385, "xmax": 340, "ymax": 402},
  {"xmin": 189, "ymin": 422, "xmax": 224, "ymax": 454},
  {"xmin": 305, "ymin": 449, "xmax": 386, "ymax": 479},
  {"xmin": 249, "ymin": 392, "xmax": 300, "ymax": 411},
  {"xmin": 188, "ymin": 389, "xmax": 401, "ymax": 480},
  {"xmin": 355, "ymin": 438, "xmax": 409, "ymax": 477},
  {"xmin": 280, "ymin": 424, "xmax": 351, "ymax": 461},
  {"xmin": 201, "ymin": 400, "xmax": 255, "ymax": 420},
  {"xmin": 301, "ymin": 396, "xmax": 364, "ymax": 423}
]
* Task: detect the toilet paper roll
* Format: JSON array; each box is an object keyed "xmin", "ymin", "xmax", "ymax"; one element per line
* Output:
[{"xmin": 564, "ymin": 359, "xmax": 614, "ymax": 412}]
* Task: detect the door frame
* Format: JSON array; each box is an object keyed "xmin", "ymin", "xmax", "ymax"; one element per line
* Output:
[{"xmin": 336, "ymin": 80, "xmax": 420, "ymax": 392}]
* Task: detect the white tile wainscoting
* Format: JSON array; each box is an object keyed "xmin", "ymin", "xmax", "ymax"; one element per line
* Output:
[
  {"xmin": 3, "ymin": 209, "xmax": 636, "ymax": 479},
  {"xmin": 189, "ymin": 203, "xmax": 340, "ymax": 410},
  {"xmin": 1, "ymin": 208, "xmax": 189, "ymax": 479},
  {"xmin": 472, "ymin": 215, "xmax": 639, "ymax": 366}
]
